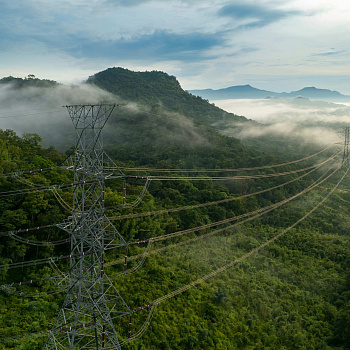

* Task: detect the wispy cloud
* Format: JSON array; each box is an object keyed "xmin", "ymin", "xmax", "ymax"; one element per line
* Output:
[
  {"xmin": 217, "ymin": 3, "xmax": 303, "ymax": 28},
  {"xmin": 53, "ymin": 30, "xmax": 225, "ymax": 62},
  {"xmin": 103, "ymin": 0, "xmax": 152, "ymax": 7},
  {"xmin": 313, "ymin": 50, "xmax": 347, "ymax": 57}
]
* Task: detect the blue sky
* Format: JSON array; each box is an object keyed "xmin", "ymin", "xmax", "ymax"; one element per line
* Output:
[{"xmin": 1, "ymin": 0, "xmax": 350, "ymax": 93}]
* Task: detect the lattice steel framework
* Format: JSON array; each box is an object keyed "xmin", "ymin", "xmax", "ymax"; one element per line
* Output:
[{"xmin": 44, "ymin": 104, "xmax": 130, "ymax": 350}]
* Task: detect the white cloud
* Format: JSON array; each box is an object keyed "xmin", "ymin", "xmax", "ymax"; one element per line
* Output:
[{"xmin": 0, "ymin": 0, "xmax": 350, "ymax": 93}]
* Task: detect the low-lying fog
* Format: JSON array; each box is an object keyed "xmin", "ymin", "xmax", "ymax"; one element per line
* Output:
[
  {"xmin": 213, "ymin": 98, "xmax": 350, "ymax": 125},
  {"xmin": 212, "ymin": 98, "xmax": 350, "ymax": 147}
]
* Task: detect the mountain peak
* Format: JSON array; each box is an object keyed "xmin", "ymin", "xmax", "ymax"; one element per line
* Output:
[
  {"xmin": 189, "ymin": 84, "xmax": 349, "ymax": 101},
  {"xmin": 86, "ymin": 66, "xmax": 247, "ymax": 124}
]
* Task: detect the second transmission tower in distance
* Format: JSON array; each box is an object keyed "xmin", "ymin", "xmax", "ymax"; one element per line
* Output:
[{"xmin": 44, "ymin": 104, "xmax": 130, "ymax": 350}]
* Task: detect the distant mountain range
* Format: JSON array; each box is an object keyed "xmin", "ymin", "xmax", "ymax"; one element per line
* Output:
[{"xmin": 189, "ymin": 85, "xmax": 350, "ymax": 102}]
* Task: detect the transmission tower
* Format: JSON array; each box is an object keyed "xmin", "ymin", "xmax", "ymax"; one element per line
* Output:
[{"xmin": 43, "ymin": 104, "xmax": 130, "ymax": 350}]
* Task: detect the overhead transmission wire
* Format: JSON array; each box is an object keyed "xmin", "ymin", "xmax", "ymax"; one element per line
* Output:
[
  {"xmin": 4, "ymin": 232, "xmax": 70, "ymax": 247},
  {"xmin": 0, "ymin": 156, "xmax": 344, "ymax": 342},
  {"xmin": 51, "ymin": 189, "xmax": 73, "ymax": 212},
  {"xmin": 13, "ymin": 174, "xmax": 37, "ymax": 187},
  {"xmin": 108, "ymin": 153, "xmax": 334, "ymax": 211},
  {"xmin": 0, "ymin": 286, "xmax": 62, "ymax": 298},
  {"xmin": 113, "ymin": 152, "xmax": 334, "ymax": 209},
  {"xmin": 0, "ymin": 163, "xmax": 346, "ymax": 345},
  {"xmin": 154, "ymin": 166, "xmax": 348, "ymax": 302},
  {"xmin": 119, "ymin": 177, "xmax": 151, "ymax": 209},
  {"xmin": 127, "ymin": 162, "xmax": 333, "ymax": 181},
  {"xmin": 1, "ymin": 169, "xmax": 146, "ymax": 212},
  {"xmin": 6, "ymin": 152, "xmax": 337, "ymax": 279},
  {"xmin": 12, "ymin": 173, "xmax": 73, "ymax": 212},
  {"xmin": 0, "ymin": 146, "xmax": 334, "ymax": 225},
  {"xmin": 1, "ymin": 257, "xmax": 103, "ymax": 299},
  {"xmin": 0, "ymin": 145, "xmax": 330, "ymax": 179},
  {"xmin": 1, "ymin": 259, "xmax": 71, "ymax": 298},
  {"xmin": 108, "ymin": 150, "xmax": 340, "ymax": 220},
  {"xmin": 0, "ymin": 151, "xmax": 340, "ymax": 281},
  {"xmin": 0, "ymin": 250, "xmax": 96, "ymax": 271},
  {"xmin": 105, "ymin": 153, "xmax": 341, "ymax": 272},
  {"xmin": 0, "ymin": 177, "xmax": 148, "ymax": 247},
  {"xmin": 107, "ymin": 153, "xmax": 338, "ymax": 212},
  {"xmin": 114, "ymin": 145, "xmax": 332, "ymax": 173},
  {"xmin": 0, "ymin": 206, "xmax": 102, "ymax": 271},
  {"xmin": 0, "ymin": 109, "xmax": 343, "ymax": 342},
  {"xmin": 0, "ymin": 167, "xmax": 58, "ymax": 178},
  {"xmin": 0, "ymin": 179, "xmax": 96, "ymax": 198},
  {"xmin": 0, "ymin": 151, "xmax": 336, "ymax": 251},
  {"xmin": 0, "ymin": 144, "xmax": 332, "ymax": 209},
  {"xmin": 0, "ymin": 179, "xmax": 150, "ymax": 266},
  {"xmin": 0, "ymin": 144, "xmax": 339, "ymax": 286},
  {"xmin": 10, "ymin": 173, "xmax": 147, "ymax": 212},
  {"xmin": 0, "ymin": 249, "xmax": 97, "ymax": 296},
  {"xmin": 121, "ymin": 163, "xmax": 349, "ymax": 346},
  {"xmin": 106, "ymin": 163, "xmax": 339, "ymax": 273}
]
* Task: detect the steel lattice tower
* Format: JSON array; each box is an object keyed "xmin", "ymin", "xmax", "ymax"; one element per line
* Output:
[{"xmin": 44, "ymin": 104, "xmax": 130, "ymax": 350}]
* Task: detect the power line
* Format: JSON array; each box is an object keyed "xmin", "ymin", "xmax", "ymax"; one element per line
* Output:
[
  {"xmin": 105, "ymin": 160, "xmax": 341, "ymax": 271},
  {"xmin": 1, "ymin": 164, "xmax": 346, "ymax": 344},
  {"xmin": 113, "ymin": 145, "xmax": 332, "ymax": 173},
  {"xmin": 155, "ymin": 167, "xmax": 348, "ymax": 303},
  {"xmin": 0, "ymin": 224, "xmax": 54, "ymax": 237},
  {"xmin": 107, "ymin": 150, "xmax": 340, "ymax": 220},
  {"xmin": 3, "ymin": 144, "xmax": 326, "ymax": 179},
  {"xmin": 4, "ymin": 158, "xmax": 332, "ymax": 293},
  {"xmin": 51, "ymin": 188, "xmax": 73, "ymax": 212},
  {"xmin": 0, "ymin": 179, "xmax": 96, "ymax": 198},
  {"xmin": 0, "ymin": 222, "xmax": 71, "ymax": 248},
  {"xmin": 0, "ymin": 250, "xmax": 96, "ymax": 271},
  {"xmin": 116, "ymin": 177, "xmax": 151, "ymax": 210},
  {"xmin": 122, "ymin": 165, "xmax": 348, "ymax": 345},
  {"xmin": 7, "ymin": 160, "xmax": 333, "ymax": 290},
  {"xmin": 126, "ymin": 161, "xmax": 335, "ymax": 181},
  {"xmin": 0, "ymin": 167, "xmax": 57, "ymax": 178},
  {"xmin": 10, "ymin": 172, "xmax": 73, "ymax": 212},
  {"xmin": 6, "ymin": 232, "xmax": 70, "ymax": 246}
]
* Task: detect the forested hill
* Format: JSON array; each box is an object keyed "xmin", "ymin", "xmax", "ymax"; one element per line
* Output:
[
  {"xmin": 86, "ymin": 67, "xmax": 247, "ymax": 124},
  {"xmin": 0, "ymin": 75, "xmax": 59, "ymax": 89},
  {"xmin": 0, "ymin": 72, "xmax": 268, "ymax": 170},
  {"xmin": 1, "ymin": 129, "xmax": 350, "ymax": 349}
]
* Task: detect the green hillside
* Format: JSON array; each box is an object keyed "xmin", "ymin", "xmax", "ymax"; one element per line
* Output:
[
  {"xmin": 86, "ymin": 67, "xmax": 324, "ymax": 162},
  {"xmin": 86, "ymin": 67, "xmax": 247, "ymax": 124},
  {"xmin": 84, "ymin": 67, "xmax": 288, "ymax": 168},
  {"xmin": 104, "ymin": 104, "xmax": 269, "ymax": 169}
]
